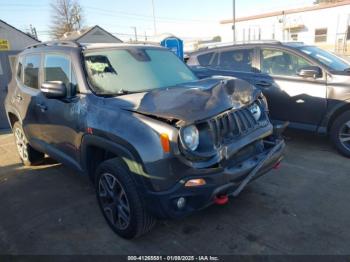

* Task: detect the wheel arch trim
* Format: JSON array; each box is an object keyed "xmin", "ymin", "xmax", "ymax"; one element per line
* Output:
[
  {"xmin": 80, "ymin": 134, "xmax": 158, "ymax": 184},
  {"xmin": 321, "ymin": 100, "xmax": 350, "ymax": 134}
]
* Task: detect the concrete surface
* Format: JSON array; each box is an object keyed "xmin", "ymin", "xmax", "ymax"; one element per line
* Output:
[{"xmin": 0, "ymin": 129, "xmax": 350, "ymax": 255}]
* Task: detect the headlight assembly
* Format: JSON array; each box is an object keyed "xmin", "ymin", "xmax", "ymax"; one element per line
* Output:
[
  {"xmin": 180, "ymin": 125, "xmax": 199, "ymax": 151},
  {"xmin": 249, "ymin": 103, "xmax": 262, "ymax": 121}
]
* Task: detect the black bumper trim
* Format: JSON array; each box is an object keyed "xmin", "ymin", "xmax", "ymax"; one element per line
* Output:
[{"xmin": 143, "ymin": 138, "xmax": 285, "ymax": 219}]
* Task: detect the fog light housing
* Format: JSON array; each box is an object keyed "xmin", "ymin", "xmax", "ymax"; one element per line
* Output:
[
  {"xmin": 184, "ymin": 178, "xmax": 206, "ymax": 187},
  {"xmin": 176, "ymin": 197, "xmax": 186, "ymax": 209}
]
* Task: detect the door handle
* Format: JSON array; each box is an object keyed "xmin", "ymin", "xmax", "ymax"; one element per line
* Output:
[
  {"xmin": 36, "ymin": 103, "xmax": 48, "ymax": 112},
  {"xmin": 255, "ymin": 81, "xmax": 272, "ymax": 87}
]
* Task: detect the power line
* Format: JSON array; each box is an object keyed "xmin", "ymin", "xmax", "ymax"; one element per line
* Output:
[
  {"xmin": 0, "ymin": 3, "xmax": 218, "ymax": 24},
  {"xmin": 83, "ymin": 6, "xmax": 217, "ymax": 23}
]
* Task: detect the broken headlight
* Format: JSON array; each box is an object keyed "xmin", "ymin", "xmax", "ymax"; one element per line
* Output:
[
  {"xmin": 249, "ymin": 103, "xmax": 262, "ymax": 121},
  {"xmin": 180, "ymin": 125, "xmax": 199, "ymax": 151}
]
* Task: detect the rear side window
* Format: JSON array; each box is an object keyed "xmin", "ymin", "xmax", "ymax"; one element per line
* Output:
[
  {"xmin": 197, "ymin": 52, "xmax": 214, "ymax": 66},
  {"xmin": 219, "ymin": 49, "xmax": 254, "ymax": 72},
  {"xmin": 44, "ymin": 54, "xmax": 71, "ymax": 88},
  {"xmin": 23, "ymin": 55, "xmax": 41, "ymax": 89}
]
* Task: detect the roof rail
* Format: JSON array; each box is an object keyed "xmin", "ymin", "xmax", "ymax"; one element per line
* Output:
[
  {"xmin": 199, "ymin": 40, "xmax": 282, "ymax": 50},
  {"xmin": 282, "ymin": 41, "xmax": 305, "ymax": 45},
  {"xmin": 25, "ymin": 40, "xmax": 81, "ymax": 49}
]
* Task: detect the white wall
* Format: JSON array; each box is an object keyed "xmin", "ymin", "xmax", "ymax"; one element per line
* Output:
[{"xmin": 219, "ymin": 5, "xmax": 350, "ymax": 50}]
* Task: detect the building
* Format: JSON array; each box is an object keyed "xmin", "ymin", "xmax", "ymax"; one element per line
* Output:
[
  {"xmin": 220, "ymin": 1, "xmax": 350, "ymax": 54},
  {"xmin": 0, "ymin": 19, "xmax": 40, "ymax": 129},
  {"xmin": 61, "ymin": 25, "xmax": 122, "ymax": 43}
]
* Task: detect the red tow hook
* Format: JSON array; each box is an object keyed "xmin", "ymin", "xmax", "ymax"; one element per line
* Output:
[
  {"xmin": 273, "ymin": 161, "xmax": 282, "ymax": 170},
  {"xmin": 214, "ymin": 194, "xmax": 229, "ymax": 205}
]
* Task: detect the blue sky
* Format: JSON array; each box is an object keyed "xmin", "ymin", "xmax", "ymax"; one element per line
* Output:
[{"xmin": 0, "ymin": 0, "xmax": 314, "ymax": 41}]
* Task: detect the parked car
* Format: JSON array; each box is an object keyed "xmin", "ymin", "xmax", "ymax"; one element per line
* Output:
[
  {"xmin": 5, "ymin": 41, "xmax": 285, "ymax": 239},
  {"xmin": 188, "ymin": 41, "xmax": 350, "ymax": 157}
]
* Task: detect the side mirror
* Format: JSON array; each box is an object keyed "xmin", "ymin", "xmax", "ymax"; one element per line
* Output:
[
  {"xmin": 297, "ymin": 66, "xmax": 322, "ymax": 79},
  {"xmin": 40, "ymin": 81, "xmax": 67, "ymax": 99}
]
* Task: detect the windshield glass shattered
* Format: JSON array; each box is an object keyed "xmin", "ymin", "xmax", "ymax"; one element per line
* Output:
[{"xmin": 84, "ymin": 48, "xmax": 197, "ymax": 95}]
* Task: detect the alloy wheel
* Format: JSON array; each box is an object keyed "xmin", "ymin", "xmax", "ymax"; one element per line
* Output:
[
  {"xmin": 339, "ymin": 121, "xmax": 350, "ymax": 151},
  {"xmin": 14, "ymin": 127, "xmax": 28, "ymax": 161},
  {"xmin": 98, "ymin": 173, "xmax": 131, "ymax": 230}
]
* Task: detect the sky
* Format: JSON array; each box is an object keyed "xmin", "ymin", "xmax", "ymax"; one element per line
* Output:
[{"xmin": 0, "ymin": 0, "xmax": 315, "ymax": 42}]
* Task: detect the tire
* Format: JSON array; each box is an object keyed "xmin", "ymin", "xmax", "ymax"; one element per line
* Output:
[
  {"xmin": 330, "ymin": 111, "xmax": 350, "ymax": 157},
  {"xmin": 13, "ymin": 122, "xmax": 45, "ymax": 166},
  {"xmin": 95, "ymin": 158, "xmax": 156, "ymax": 239}
]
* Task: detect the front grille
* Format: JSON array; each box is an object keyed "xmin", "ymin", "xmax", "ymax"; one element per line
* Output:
[{"xmin": 207, "ymin": 106, "xmax": 267, "ymax": 147}]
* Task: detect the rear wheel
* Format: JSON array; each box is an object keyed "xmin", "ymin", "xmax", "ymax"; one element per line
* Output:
[
  {"xmin": 13, "ymin": 122, "xmax": 45, "ymax": 166},
  {"xmin": 330, "ymin": 111, "xmax": 350, "ymax": 157},
  {"xmin": 95, "ymin": 158, "xmax": 156, "ymax": 239}
]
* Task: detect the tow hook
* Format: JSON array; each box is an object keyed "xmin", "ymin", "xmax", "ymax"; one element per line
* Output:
[
  {"xmin": 214, "ymin": 194, "xmax": 229, "ymax": 205},
  {"xmin": 273, "ymin": 160, "xmax": 282, "ymax": 170}
]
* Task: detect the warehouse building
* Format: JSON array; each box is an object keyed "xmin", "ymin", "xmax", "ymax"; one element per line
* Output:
[
  {"xmin": 220, "ymin": 1, "xmax": 350, "ymax": 54},
  {"xmin": 0, "ymin": 19, "xmax": 40, "ymax": 129}
]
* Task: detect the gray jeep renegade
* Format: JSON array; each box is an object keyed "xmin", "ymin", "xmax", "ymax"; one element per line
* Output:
[{"xmin": 5, "ymin": 41, "xmax": 285, "ymax": 239}]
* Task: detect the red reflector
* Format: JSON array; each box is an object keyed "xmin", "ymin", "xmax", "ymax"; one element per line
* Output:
[
  {"xmin": 214, "ymin": 195, "xmax": 229, "ymax": 205},
  {"xmin": 87, "ymin": 127, "xmax": 93, "ymax": 134},
  {"xmin": 273, "ymin": 161, "xmax": 281, "ymax": 170}
]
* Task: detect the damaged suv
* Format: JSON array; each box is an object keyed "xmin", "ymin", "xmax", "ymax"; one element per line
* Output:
[{"xmin": 5, "ymin": 41, "xmax": 285, "ymax": 239}]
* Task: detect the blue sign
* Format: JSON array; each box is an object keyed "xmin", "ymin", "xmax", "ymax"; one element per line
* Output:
[{"xmin": 160, "ymin": 37, "xmax": 184, "ymax": 61}]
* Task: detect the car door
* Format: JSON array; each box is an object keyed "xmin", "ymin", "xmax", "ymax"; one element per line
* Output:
[
  {"xmin": 255, "ymin": 47, "xmax": 327, "ymax": 128},
  {"xmin": 194, "ymin": 47, "xmax": 259, "ymax": 85},
  {"xmin": 36, "ymin": 53, "xmax": 82, "ymax": 167},
  {"xmin": 14, "ymin": 54, "xmax": 42, "ymax": 141}
]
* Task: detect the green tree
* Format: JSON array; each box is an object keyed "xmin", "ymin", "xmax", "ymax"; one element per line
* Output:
[{"xmin": 212, "ymin": 36, "xmax": 222, "ymax": 42}]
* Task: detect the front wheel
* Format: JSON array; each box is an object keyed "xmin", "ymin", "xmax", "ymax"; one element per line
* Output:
[
  {"xmin": 95, "ymin": 158, "xmax": 156, "ymax": 239},
  {"xmin": 13, "ymin": 122, "xmax": 45, "ymax": 166},
  {"xmin": 330, "ymin": 111, "xmax": 350, "ymax": 157}
]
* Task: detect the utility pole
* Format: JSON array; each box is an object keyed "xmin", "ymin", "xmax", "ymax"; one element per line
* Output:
[
  {"xmin": 152, "ymin": 0, "xmax": 157, "ymax": 35},
  {"xmin": 29, "ymin": 24, "xmax": 38, "ymax": 40},
  {"xmin": 232, "ymin": 0, "xmax": 236, "ymax": 43},
  {"xmin": 131, "ymin": 26, "xmax": 138, "ymax": 42},
  {"xmin": 282, "ymin": 11, "xmax": 286, "ymax": 42}
]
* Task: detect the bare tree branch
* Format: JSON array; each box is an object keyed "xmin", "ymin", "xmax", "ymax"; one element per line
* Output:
[{"xmin": 50, "ymin": 0, "xmax": 84, "ymax": 40}]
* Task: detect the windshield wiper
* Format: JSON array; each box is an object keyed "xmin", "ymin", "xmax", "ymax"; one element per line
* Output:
[
  {"xmin": 96, "ymin": 89, "xmax": 146, "ymax": 97},
  {"xmin": 117, "ymin": 89, "xmax": 144, "ymax": 95}
]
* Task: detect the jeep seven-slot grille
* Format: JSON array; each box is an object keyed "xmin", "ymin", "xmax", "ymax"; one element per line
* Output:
[{"xmin": 207, "ymin": 107, "xmax": 263, "ymax": 146}]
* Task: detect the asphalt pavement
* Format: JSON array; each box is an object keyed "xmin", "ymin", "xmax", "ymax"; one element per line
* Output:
[{"xmin": 0, "ymin": 129, "xmax": 349, "ymax": 255}]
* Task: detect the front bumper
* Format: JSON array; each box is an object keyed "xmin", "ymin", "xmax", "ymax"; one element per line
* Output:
[{"xmin": 143, "ymin": 137, "xmax": 285, "ymax": 219}]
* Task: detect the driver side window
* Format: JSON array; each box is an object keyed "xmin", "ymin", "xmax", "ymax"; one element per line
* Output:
[
  {"xmin": 261, "ymin": 49, "xmax": 312, "ymax": 77},
  {"xmin": 44, "ymin": 54, "xmax": 77, "ymax": 97}
]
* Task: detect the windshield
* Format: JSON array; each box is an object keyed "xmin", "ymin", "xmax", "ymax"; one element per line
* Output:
[
  {"xmin": 84, "ymin": 48, "xmax": 197, "ymax": 95},
  {"xmin": 297, "ymin": 46, "xmax": 350, "ymax": 71}
]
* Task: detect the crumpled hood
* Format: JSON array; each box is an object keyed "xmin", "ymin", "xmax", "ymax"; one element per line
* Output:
[{"xmin": 110, "ymin": 76, "xmax": 261, "ymax": 123}]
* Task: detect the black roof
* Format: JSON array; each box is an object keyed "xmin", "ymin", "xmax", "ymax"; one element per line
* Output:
[{"xmin": 190, "ymin": 41, "xmax": 309, "ymax": 55}]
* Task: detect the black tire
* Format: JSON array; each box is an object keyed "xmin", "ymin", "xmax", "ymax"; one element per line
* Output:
[
  {"xmin": 13, "ymin": 122, "xmax": 45, "ymax": 166},
  {"xmin": 95, "ymin": 158, "xmax": 156, "ymax": 239},
  {"xmin": 330, "ymin": 111, "xmax": 350, "ymax": 157}
]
